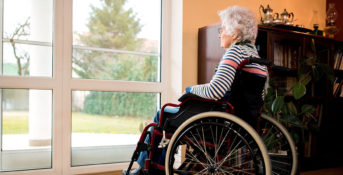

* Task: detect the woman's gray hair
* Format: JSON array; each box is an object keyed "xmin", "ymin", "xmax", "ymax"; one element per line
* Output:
[{"xmin": 218, "ymin": 6, "xmax": 258, "ymax": 43}]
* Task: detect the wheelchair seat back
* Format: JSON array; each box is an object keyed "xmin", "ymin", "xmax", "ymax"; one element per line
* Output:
[{"xmin": 224, "ymin": 68, "xmax": 267, "ymax": 126}]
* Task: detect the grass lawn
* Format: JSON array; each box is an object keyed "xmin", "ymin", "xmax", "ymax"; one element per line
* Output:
[
  {"xmin": 2, "ymin": 111, "xmax": 151, "ymax": 134},
  {"xmin": 72, "ymin": 112, "xmax": 150, "ymax": 134},
  {"xmin": 3, "ymin": 111, "xmax": 28, "ymax": 134}
]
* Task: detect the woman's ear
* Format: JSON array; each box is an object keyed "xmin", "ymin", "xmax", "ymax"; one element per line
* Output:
[
  {"xmin": 232, "ymin": 33, "xmax": 238, "ymax": 40},
  {"xmin": 233, "ymin": 29, "xmax": 240, "ymax": 40}
]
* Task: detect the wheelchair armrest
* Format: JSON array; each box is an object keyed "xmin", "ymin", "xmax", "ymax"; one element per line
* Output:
[{"xmin": 178, "ymin": 93, "xmax": 206, "ymax": 102}]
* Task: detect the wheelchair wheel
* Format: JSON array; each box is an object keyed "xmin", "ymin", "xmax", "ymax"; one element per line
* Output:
[
  {"xmin": 258, "ymin": 114, "xmax": 297, "ymax": 175},
  {"xmin": 165, "ymin": 112, "xmax": 271, "ymax": 175}
]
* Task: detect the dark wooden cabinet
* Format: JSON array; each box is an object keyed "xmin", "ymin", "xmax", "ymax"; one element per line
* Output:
[
  {"xmin": 198, "ymin": 24, "xmax": 343, "ymax": 171},
  {"xmin": 197, "ymin": 24, "xmax": 225, "ymax": 84}
]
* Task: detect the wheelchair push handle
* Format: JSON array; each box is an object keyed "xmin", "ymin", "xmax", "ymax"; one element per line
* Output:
[
  {"xmin": 248, "ymin": 57, "xmax": 271, "ymax": 67},
  {"xmin": 248, "ymin": 57, "xmax": 293, "ymax": 72}
]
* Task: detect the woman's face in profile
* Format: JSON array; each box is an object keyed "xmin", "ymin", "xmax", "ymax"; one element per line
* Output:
[{"xmin": 219, "ymin": 25, "xmax": 236, "ymax": 49}]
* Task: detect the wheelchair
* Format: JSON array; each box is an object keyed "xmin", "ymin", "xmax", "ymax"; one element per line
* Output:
[{"xmin": 125, "ymin": 58, "xmax": 297, "ymax": 175}]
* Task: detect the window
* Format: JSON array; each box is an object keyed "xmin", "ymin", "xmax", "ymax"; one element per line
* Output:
[
  {"xmin": 72, "ymin": 0, "xmax": 161, "ymax": 82},
  {"xmin": 0, "ymin": 0, "xmax": 170, "ymax": 174},
  {"xmin": 71, "ymin": 0, "xmax": 162, "ymax": 166},
  {"xmin": 71, "ymin": 91, "xmax": 159, "ymax": 166},
  {"xmin": 0, "ymin": 0, "xmax": 53, "ymax": 172},
  {"xmin": 1, "ymin": 0, "xmax": 53, "ymax": 77},
  {"xmin": 0, "ymin": 89, "xmax": 52, "ymax": 171}
]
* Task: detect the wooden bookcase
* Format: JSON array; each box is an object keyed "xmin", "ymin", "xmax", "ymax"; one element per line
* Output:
[{"xmin": 198, "ymin": 24, "xmax": 343, "ymax": 171}]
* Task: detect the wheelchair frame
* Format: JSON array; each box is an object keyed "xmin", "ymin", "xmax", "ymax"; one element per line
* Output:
[{"xmin": 125, "ymin": 58, "xmax": 297, "ymax": 175}]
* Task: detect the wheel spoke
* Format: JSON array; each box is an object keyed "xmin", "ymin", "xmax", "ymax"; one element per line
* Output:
[
  {"xmin": 213, "ymin": 123, "xmax": 233, "ymax": 160},
  {"xmin": 167, "ymin": 116, "xmax": 270, "ymax": 175}
]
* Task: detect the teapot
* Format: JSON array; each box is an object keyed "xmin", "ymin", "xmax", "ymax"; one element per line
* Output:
[
  {"xmin": 280, "ymin": 9, "xmax": 294, "ymax": 25},
  {"xmin": 259, "ymin": 4, "xmax": 274, "ymax": 24},
  {"xmin": 273, "ymin": 13, "xmax": 283, "ymax": 25}
]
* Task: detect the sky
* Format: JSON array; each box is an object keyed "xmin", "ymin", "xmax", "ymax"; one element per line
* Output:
[
  {"xmin": 73, "ymin": 0, "xmax": 161, "ymax": 40},
  {"xmin": 4, "ymin": 0, "xmax": 161, "ymax": 40}
]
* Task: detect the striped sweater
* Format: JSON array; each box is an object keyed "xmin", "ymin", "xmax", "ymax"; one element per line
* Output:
[{"xmin": 190, "ymin": 42, "xmax": 267, "ymax": 100}]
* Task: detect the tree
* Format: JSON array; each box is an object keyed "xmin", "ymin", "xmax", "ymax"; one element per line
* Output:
[
  {"xmin": 82, "ymin": 0, "xmax": 141, "ymax": 50},
  {"xmin": 73, "ymin": 0, "xmax": 142, "ymax": 79},
  {"xmin": 74, "ymin": 0, "xmax": 158, "ymax": 118},
  {"xmin": 6, "ymin": 18, "xmax": 30, "ymax": 76}
]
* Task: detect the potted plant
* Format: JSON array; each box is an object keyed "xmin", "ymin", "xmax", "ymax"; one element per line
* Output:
[{"xmin": 263, "ymin": 39, "xmax": 334, "ymax": 148}]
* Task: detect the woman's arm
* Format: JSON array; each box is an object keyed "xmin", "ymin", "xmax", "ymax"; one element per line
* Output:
[{"xmin": 189, "ymin": 45, "xmax": 243, "ymax": 100}]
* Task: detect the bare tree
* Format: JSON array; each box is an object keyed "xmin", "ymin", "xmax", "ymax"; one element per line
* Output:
[{"xmin": 6, "ymin": 17, "xmax": 31, "ymax": 76}]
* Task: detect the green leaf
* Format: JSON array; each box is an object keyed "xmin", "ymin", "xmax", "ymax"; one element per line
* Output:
[
  {"xmin": 290, "ymin": 130, "xmax": 300, "ymax": 144},
  {"xmin": 271, "ymin": 96, "xmax": 284, "ymax": 115},
  {"xmin": 281, "ymin": 104, "xmax": 290, "ymax": 115},
  {"xmin": 301, "ymin": 104, "xmax": 315, "ymax": 114},
  {"xmin": 287, "ymin": 102, "xmax": 298, "ymax": 116},
  {"xmin": 281, "ymin": 115, "xmax": 303, "ymax": 127},
  {"xmin": 321, "ymin": 64, "xmax": 335, "ymax": 82},
  {"xmin": 292, "ymin": 82, "xmax": 306, "ymax": 100},
  {"xmin": 299, "ymin": 73, "xmax": 312, "ymax": 86},
  {"xmin": 263, "ymin": 134, "xmax": 276, "ymax": 150}
]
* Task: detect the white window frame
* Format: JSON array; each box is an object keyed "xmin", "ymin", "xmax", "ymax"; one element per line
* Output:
[{"xmin": 0, "ymin": 0, "xmax": 183, "ymax": 174}]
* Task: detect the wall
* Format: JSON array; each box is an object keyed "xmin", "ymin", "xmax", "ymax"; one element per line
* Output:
[{"xmin": 182, "ymin": 0, "xmax": 326, "ymax": 88}]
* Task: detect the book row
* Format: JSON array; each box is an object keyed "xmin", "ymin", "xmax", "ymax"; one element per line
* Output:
[
  {"xmin": 333, "ymin": 78, "xmax": 343, "ymax": 98},
  {"xmin": 334, "ymin": 50, "xmax": 343, "ymax": 70}
]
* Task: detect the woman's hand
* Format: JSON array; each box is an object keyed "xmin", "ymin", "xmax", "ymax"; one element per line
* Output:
[{"xmin": 185, "ymin": 86, "xmax": 192, "ymax": 93}]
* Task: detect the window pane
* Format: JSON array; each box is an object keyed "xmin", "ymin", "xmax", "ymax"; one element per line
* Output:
[
  {"xmin": 72, "ymin": 0, "xmax": 161, "ymax": 82},
  {"xmin": 1, "ymin": 0, "xmax": 53, "ymax": 77},
  {"xmin": 71, "ymin": 90, "xmax": 159, "ymax": 166},
  {"xmin": 0, "ymin": 89, "xmax": 52, "ymax": 172},
  {"xmin": 72, "ymin": 48, "xmax": 159, "ymax": 81},
  {"xmin": 3, "ymin": 0, "xmax": 53, "ymax": 43},
  {"xmin": 2, "ymin": 43, "xmax": 52, "ymax": 77}
]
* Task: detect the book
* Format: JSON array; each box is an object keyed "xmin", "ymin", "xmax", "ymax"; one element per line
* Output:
[
  {"xmin": 291, "ymin": 49, "xmax": 298, "ymax": 69},
  {"xmin": 274, "ymin": 41, "xmax": 282, "ymax": 66},
  {"xmin": 340, "ymin": 56, "xmax": 343, "ymax": 70},
  {"xmin": 334, "ymin": 51, "xmax": 341, "ymax": 70},
  {"xmin": 337, "ymin": 50, "xmax": 342, "ymax": 70},
  {"xmin": 315, "ymin": 104, "xmax": 323, "ymax": 128},
  {"xmin": 335, "ymin": 49, "xmax": 343, "ymax": 70},
  {"xmin": 338, "ymin": 54, "xmax": 342, "ymax": 70},
  {"xmin": 333, "ymin": 78, "xmax": 340, "ymax": 95},
  {"xmin": 304, "ymin": 136, "xmax": 311, "ymax": 157},
  {"xmin": 334, "ymin": 79, "xmax": 343, "ymax": 97},
  {"xmin": 273, "ymin": 41, "xmax": 299, "ymax": 69}
]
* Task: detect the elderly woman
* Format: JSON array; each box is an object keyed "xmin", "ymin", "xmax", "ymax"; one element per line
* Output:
[
  {"xmin": 123, "ymin": 5, "xmax": 267, "ymax": 175},
  {"xmin": 187, "ymin": 6, "xmax": 267, "ymax": 126}
]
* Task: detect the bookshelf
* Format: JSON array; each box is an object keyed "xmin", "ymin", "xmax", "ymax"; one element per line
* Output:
[
  {"xmin": 198, "ymin": 24, "xmax": 343, "ymax": 171},
  {"xmin": 333, "ymin": 48, "xmax": 343, "ymax": 98}
]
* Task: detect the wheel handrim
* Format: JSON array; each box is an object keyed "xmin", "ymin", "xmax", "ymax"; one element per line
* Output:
[
  {"xmin": 259, "ymin": 114, "xmax": 297, "ymax": 175},
  {"xmin": 168, "ymin": 117, "xmax": 267, "ymax": 175}
]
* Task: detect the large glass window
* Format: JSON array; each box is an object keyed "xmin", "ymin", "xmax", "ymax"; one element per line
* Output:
[
  {"xmin": 71, "ymin": 91, "xmax": 159, "ymax": 166},
  {"xmin": 0, "ymin": 89, "xmax": 52, "ymax": 171},
  {"xmin": 0, "ymin": 0, "xmax": 53, "ymax": 172},
  {"xmin": 1, "ymin": 0, "xmax": 53, "ymax": 77},
  {"xmin": 72, "ymin": 0, "xmax": 161, "ymax": 82},
  {"xmin": 0, "ymin": 0, "xmax": 166, "ymax": 173},
  {"xmin": 71, "ymin": 0, "xmax": 162, "ymax": 167}
]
